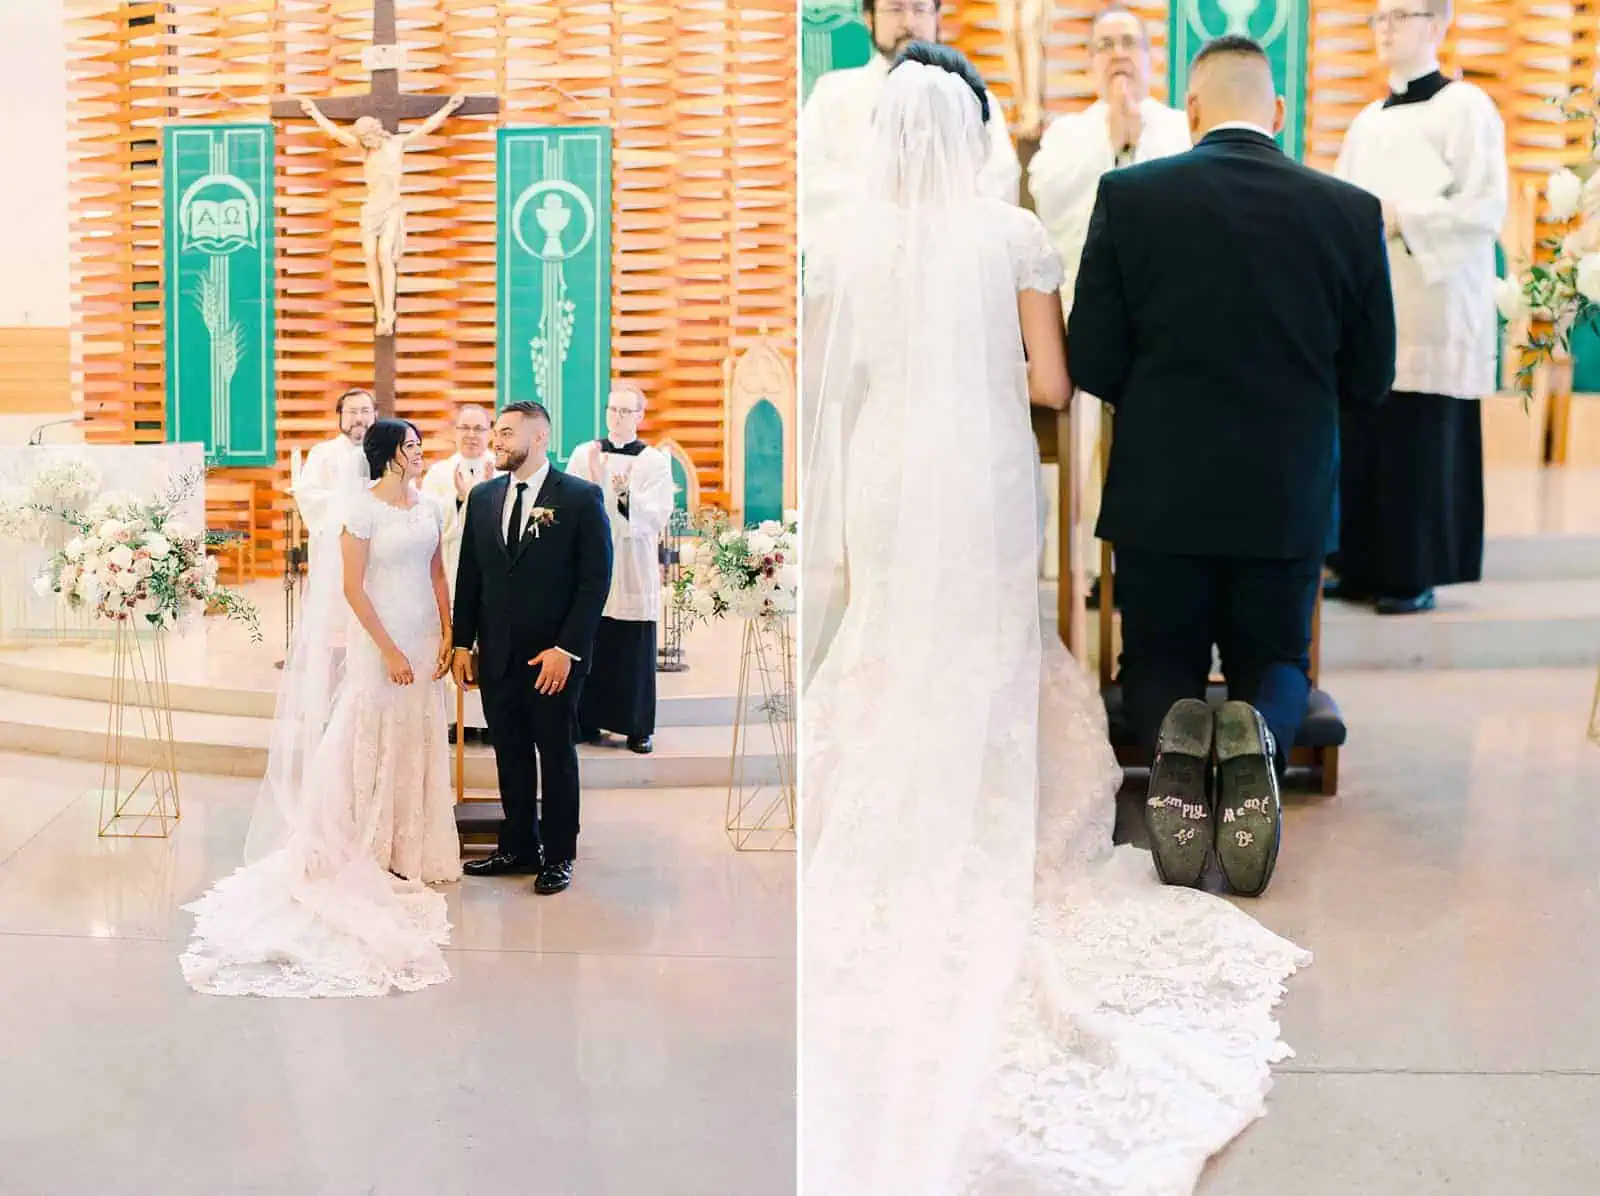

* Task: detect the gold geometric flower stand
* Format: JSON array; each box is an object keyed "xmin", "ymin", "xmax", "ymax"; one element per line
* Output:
[
  {"xmin": 726, "ymin": 615, "xmax": 796, "ymax": 853},
  {"xmin": 1589, "ymin": 662, "xmax": 1600, "ymax": 747},
  {"xmin": 95, "ymin": 621, "xmax": 181, "ymax": 839}
]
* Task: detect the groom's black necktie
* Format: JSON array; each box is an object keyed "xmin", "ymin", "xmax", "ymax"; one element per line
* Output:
[{"xmin": 507, "ymin": 481, "xmax": 528, "ymax": 552}]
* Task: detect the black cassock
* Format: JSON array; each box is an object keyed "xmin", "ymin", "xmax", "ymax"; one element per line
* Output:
[{"xmin": 1330, "ymin": 391, "xmax": 1484, "ymax": 595}]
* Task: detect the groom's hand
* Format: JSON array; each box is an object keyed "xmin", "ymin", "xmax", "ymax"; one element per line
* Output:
[
  {"xmin": 450, "ymin": 647, "xmax": 477, "ymax": 689},
  {"xmin": 528, "ymin": 648, "xmax": 572, "ymax": 695}
]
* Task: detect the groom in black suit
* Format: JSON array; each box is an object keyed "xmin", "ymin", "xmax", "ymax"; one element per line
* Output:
[
  {"xmin": 1067, "ymin": 35, "xmax": 1395, "ymax": 896},
  {"xmin": 451, "ymin": 401, "xmax": 613, "ymax": 895}
]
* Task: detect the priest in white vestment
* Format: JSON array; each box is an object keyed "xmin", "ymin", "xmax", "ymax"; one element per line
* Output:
[
  {"xmin": 1327, "ymin": 0, "xmax": 1506, "ymax": 615},
  {"xmin": 420, "ymin": 402, "xmax": 494, "ymax": 742},
  {"xmin": 800, "ymin": 0, "xmax": 1020, "ymax": 249},
  {"xmin": 566, "ymin": 384, "xmax": 676, "ymax": 754},
  {"xmin": 293, "ymin": 387, "xmax": 376, "ymax": 548},
  {"xmin": 1028, "ymin": 5, "xmax": 1189, "ymax": 606}
]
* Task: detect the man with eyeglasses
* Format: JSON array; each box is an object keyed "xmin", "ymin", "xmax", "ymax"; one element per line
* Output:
[
  {"xmin": 1325, "ymin": 0, "xmax": 1506, "ymax": 616},
  {"xmin": 565, "ymin": 384, "xmax": 677, "ymax": 754},
  {"xmin": 293, "ymin": 386, "xmax": 377, "ymax": 549},
  {"xmin": 800, "ymin": 0, "xmax": 1021, "ymax": 250},
  {"xmin": 421, "ymin": 402, "xmax": 496, "ymax": 743},
  {"xmin": 1029, "ymin": 5, "xmax": 1190, "ymax": 610}
]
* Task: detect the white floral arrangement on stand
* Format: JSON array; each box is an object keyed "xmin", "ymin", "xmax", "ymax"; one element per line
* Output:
[
  {"xmin": 33, "ymin": 466, "xmax": 259, "ymax": 641},
  {"xmin": 28, "ymin": 452, "xmax": 103, "ymax": 514},
  {"xmin": 671, "ymin": 509, "xmax": 799, "ymax": 626},
  {"xmin": 1499, "ymin": 87, "xmax": 1600, "ymax": 392},
  {"xmin": 0, "ymin": 452, "xmax": 105, "ymax": 546}
]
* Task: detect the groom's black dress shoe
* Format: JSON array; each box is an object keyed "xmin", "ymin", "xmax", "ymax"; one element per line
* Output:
[
  {"xmin": 463, "ymin": 851, "xmax": 544, "ymax": 878},
  {"xmin": 534, "ymin": 859, "xmax": 574, "ymax": 895},
  {"xmin": 1144, "ymin": 699, "xmax": 1215, "ymax": 888},
  {"xmin": 1213, "ymin": 701, "xmax": 1282, "ymax": 898},
  {"xmin": 627, "ymin": 736, "xmax": 653, "ymax": 755}
]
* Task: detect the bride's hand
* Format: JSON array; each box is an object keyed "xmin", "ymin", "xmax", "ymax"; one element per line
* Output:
[
  {"xmin": 434, "ymin": 641, "xmax": 453, "ymax": 680},
  {"xmin": 385, "ymin": 648, "xmax": 415, "ymax": 686}
]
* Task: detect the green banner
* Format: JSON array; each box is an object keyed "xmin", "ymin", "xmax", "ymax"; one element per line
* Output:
[
  {"xmin": 496, "ymin": 126, "xmax": 613, "ymax": 464},
  {"xmin": 1169, "ymin": 0, "xmax": 1308, "ymax": 161},
  {"xmin": 163, "ymin": 123, "xmax": 275, "ymax": 466},
  {"xmin": 802, "ymin": 2, "xmax": 873, "ymax": 103}
]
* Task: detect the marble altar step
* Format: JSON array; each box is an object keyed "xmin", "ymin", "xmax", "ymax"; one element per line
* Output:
[
  {"xmin": 0, "ymin": 685, "xmax": 772, "ymax": 790},
  {"xmin": 1319, "ymin": 578, "xmax": 1600, "ymax": 671}
]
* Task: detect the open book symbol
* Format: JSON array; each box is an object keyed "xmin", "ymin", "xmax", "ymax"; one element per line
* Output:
[{"xmin": 185, "ymin": 198, "xmax": 256, "ymax": 253}]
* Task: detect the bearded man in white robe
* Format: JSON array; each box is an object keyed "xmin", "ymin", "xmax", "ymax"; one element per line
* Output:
[
  {"xmin": 293, "ymin": 387, "xmax": 375, "ymax": 549},
  {"xmin": 421, "ymin": 402, "xmax": 495, "ymax": 742},
  {"xmin": 1028, "ymin": 4, "xmax": 1190, "ymax": 607},
  {"xmin": 565, "ymin": 384, "xmax": 676, "ymax": 755},
  {"xmin": 800, "ymin": 0, "xmax": 1021, "ymax": 251}
]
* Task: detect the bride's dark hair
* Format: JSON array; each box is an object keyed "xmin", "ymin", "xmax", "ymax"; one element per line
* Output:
[
  {"xmin": 892, "ymin": 41, "xmax": 991, "ymax": 125},
  {"xmin": 363, "ymin": 417, "xmax": 421, "ymax": 480}
]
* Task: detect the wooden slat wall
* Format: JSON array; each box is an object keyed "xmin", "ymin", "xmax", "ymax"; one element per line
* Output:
[
  {"xmin": 948, "ymin": 0, "xmax": 1591, "ymax": 191},
  {"xmin": 0, "ymin": 328, "xmax": 72, "ymax": 414},
  {"xmin": 66, "ymin": 0, "xmax": 798, "ymax": 573}
]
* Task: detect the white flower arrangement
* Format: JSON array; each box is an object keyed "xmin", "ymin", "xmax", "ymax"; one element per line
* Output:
[
  {"xmin": 28, "ymin": 451, "xmax": 102, "ymax": 513},
  {"xmin": 1507, "ymin": 87, "xmax": 1600, "ymax": 392},
  {"xmin": 33, "ymin": 466, "xmax": 259, "ymax": 640},
  {"xmin": 0, "ymin": 485, "xmax": 46, "ymax": 544},
  {"xmin": 672, "ymin": 509, "xmax": 799, "ymax": 626}
]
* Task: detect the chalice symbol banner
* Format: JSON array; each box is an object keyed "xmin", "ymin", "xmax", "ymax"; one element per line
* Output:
[{"xmin": 497, "ymin": 128, "xmax": 613, "ymax": 460}]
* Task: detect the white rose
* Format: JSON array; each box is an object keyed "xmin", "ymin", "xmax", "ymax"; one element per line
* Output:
[
  {"xmin": 690, "ymin": 589, "xmax": 716, "ymax": 616},
  {"xmin": 33, "ymin": 574, "xmax": 53, "ymax": 598},
  {"xmin": 143, "ymin": 533, "xmax": 171, "ymax": 561},
  {"xmin": 1494, "ymin": 276, "xmax": 1531, "ymax": 321},
  {"xmin": 773, "ymin": 564, "xmax": 798, "ymax": 594},
  {"xmin": 107, "ymin": 544, "xmax": 135, "ymax": 571},
  {"xmin": 165, "ymin": 519, "xmax": 192, "ymax": 542},
  {"xmin": 1548, "ymin": 168, "xmax": 1583, "ymax": 222},
  {"xmin": 1577, "ymin": 253, "xmax": 1600, "ymax": 305},
  {"xmin": 98, "ymin": 518, "xmax": 124, "ymax": 542},
  {"xmin": 746, "ymin": 531, "xmax": 776, "ymax": 558},
  {"xmin": 65, "ymin": 537, "xmax": 85, "ymax": 561}
]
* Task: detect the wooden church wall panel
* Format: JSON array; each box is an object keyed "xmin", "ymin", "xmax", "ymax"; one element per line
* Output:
[{"xmin": 69, "ymin": 0, "xmax": 796, "ymax": 564}]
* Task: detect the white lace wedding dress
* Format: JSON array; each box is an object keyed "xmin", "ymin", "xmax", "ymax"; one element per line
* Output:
[
  {"xmin": 180, "ymin": 488, "xmax": 462, "ymax": 998},
  {"xmin": 801, "ymin": 59, "xmax": 1311, "ymax": 1195}
]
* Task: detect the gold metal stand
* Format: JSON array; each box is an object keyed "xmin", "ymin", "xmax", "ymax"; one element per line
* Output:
[
  {"xmin": 1588, "ymin": 662, "xmax": 1600, "ymax": 746},
  {"xmin": 95, "ymin": 620, "xmax": 181, "ymax": 838},
  {"xmin": 726, "ymin": 615, "xmax": 796, "ymax": 852}
]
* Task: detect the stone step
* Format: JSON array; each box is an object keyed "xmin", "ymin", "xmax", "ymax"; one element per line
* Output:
[
  {"xmin": 1481, "ymin": 533, "xmax": 1600, "ymax": 582},
  {"xmin": 1319, "ymin": 579, "xmax": 1600, "ymax": 670},
  {"xmin": 0, "ymin": 654, "xmax": 756, "ymax": 726},
  {"xmin": 0, "ymin": 686, "xmax": 773, "ymax": 790}
]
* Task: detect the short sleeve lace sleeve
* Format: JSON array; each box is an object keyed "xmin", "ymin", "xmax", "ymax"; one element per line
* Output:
[
  {"xmin": 1011, "ymin": 209, "xmax": 1065, "ymax": 295},
  {"xmin": 340, "ymin": 491, "xmax": 377, "ymax": 541}
]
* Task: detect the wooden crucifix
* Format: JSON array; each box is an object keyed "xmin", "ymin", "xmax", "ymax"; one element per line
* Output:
[{"xmin": 270, "ymin": 0, "xmax": 498, "ymax": 417}]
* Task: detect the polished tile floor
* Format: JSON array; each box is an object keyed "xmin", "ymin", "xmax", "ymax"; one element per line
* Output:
[
  {"xmin": 0, "ymin": 756, "xmax": 795, "ymax": 1196},
  {"xmin": 1190, "ymin": 666, "xmax": 1600, "ymax": 1194}
]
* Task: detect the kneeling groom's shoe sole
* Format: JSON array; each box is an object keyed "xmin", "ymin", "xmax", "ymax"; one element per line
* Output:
[
  {"xmin": 1213, "ymin": 701, "xmax": 1283, "ymax": 898},
  {"xmin": 1145, "ymin": 699, "xmax": 1215, "ymax": 888}
]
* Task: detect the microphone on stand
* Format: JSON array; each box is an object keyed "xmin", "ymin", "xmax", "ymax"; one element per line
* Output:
[{"xmin": 26, "ymin": 403, "xmax": 103, "ymax": 446}]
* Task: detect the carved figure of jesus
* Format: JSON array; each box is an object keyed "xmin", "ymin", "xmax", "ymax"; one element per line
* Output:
[
  {"xmin": 999, "ymin": 0, "xmax": 1050, "ymax": 141},
  {"xmin": 298, "ymin": 92, "xmax": 466, "ymax": 336}
]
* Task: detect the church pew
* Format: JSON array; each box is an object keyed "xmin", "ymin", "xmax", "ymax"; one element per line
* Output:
[{"xmin": 1037, "ymin": 403, "xmax": 1345, "ymax": 796}]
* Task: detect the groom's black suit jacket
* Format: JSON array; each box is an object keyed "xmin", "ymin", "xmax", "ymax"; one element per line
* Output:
[
  {"xmin": 452, "ymin": 466, "xmax": 613, "ymax": 683},
  {"xmin": 1066, "ymin": 127, "xmax": 1397, "ymax": 561}
]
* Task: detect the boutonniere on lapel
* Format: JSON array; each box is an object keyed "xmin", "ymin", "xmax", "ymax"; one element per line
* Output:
[{"xmin": 527, "ymin": 507, "xmax": 558, "ymax": 538}]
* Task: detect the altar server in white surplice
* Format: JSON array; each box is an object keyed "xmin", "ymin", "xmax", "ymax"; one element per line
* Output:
[
  {"xmin": 566, "ymin": 384, "xmax": 676, "ymax": 755},
  {"xmin": 800, "ymin": 0, "xmax": 1020, "ymax": 249},
  {"xmin": 1327, "ymin": 0, "xmax": 1507, "ymax": 616},
  {"xmin": 1028, "ymin": 4, "xmax": 1190, "ymax": 604},
  {"xmin": 293, "ymin": 387, "xmax": 376, "ymax": 547},
  {"xmin": 421, "ymin": 402, "xmax": 494, "ymax": 742}
]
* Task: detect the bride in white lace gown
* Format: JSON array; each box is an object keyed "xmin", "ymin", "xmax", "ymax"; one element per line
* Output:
[
  {"xmin": 181, "ymin": 419, "xmax": 462, "ymax": 998},
  {"xmin": 801, "ymin": 46, "xmax": 1311, "ymax": 1193}
]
